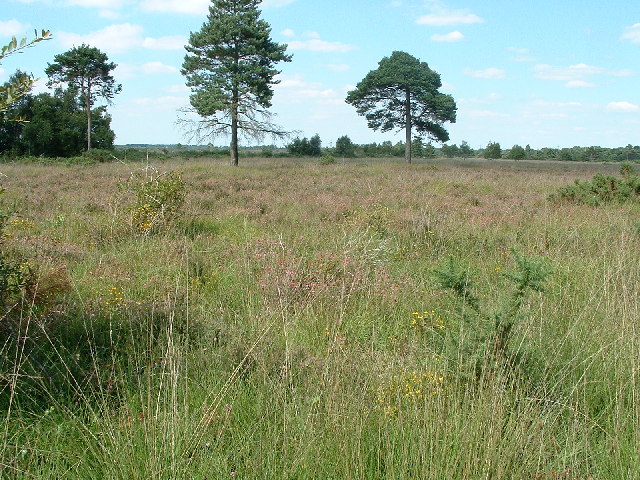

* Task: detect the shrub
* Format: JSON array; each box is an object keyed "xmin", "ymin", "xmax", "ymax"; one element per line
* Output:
[
  {"xmin": 82, "ymin": 148, "xmax": 116, "ymax": 163},
  {"xmin": 287, "ymin": 134, "xmax": 322, "ymax": 157},
  {"xmin": 620, "ymin": 162, "xmax": 637, "ymax": 178},
  {"xmin": 319, "ymin": 154, "xmax": 336, "ymax": 165},
  {"xmin": 433, "ymin": 250, "xmax": 551, "ymax": 381},
  {"xmin": 508, "ymin": 144, "xmax": 526, "ymax": 160},
  {"xmin": 483, "ymin": 141, "xmax": 502, "ymax": 159},
  {"xmin": 335, "ymin": 135, "xmax": 356, "ymax": 157},
  {"xmin": 551, "ymin": 173, "xmax": 640, "ymax": 206},
  {"xmin": 119, "ymin": 168, "xmax": 187, "ymax": 234}
]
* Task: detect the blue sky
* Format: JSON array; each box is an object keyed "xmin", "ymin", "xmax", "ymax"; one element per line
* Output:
[{"xmin": 2, "ymin": 0, "xmax": 640, "ymax": 149}]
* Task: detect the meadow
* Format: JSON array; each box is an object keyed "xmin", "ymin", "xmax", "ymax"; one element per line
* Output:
[{"xmin": 1, "ymin": 156, "xmax": 638, "ymax": 479}]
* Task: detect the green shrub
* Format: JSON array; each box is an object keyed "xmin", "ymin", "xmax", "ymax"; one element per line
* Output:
[
  {"xmin": 551, "ymin": 173, "xmax": 640, "ymax": 206},
  {"xmin": 433, "ymin": 250, "xmax": 551, "ymax": 381},
  {"xmin": 82, "ymin": 148, "xmax": 116, "ymax": 163},
  {"xmin": 119, "ymin": 168, "xmax": 187, "ymax": 234},
  {"xmin": 483, "ymin": 141, "xmax": 502, "ymax": 159},
  {"xmin": 620, "ymin": 161, "xmax": 637, "ymax": 178},
  {"xmin": 319, "ymin": 154, "xmax": 336, "ymax": 165}
]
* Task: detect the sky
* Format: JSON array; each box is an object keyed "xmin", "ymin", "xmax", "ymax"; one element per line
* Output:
[{"xmin": 2, "ymin": 0, "xmax": 640, "ymax": 150}]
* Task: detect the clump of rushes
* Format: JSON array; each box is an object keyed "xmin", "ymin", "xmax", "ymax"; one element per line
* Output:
[{"xmin": 433, "ymin": 249, "xmax": 551, "ymax": 380}]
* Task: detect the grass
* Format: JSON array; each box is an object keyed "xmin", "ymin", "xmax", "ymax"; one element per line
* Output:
[{"xmin": 0, "ymin": 156, "xmax": 638, "ymax": 478}]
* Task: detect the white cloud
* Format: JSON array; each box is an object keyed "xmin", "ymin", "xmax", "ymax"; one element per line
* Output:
[
  {"xmin": 0, "ymin": 19, "xmax": 30, "ymax": 37},
  {"xmin": 261, "ymin": 0, "xmax": 296, "ymax": 6},
  {"xmin": 534, "ymin": 63, "xmax": 633, "ymax": 82},
  {"xmin": 99, "ymin": 9, "xmax": 122, "ymax": 19},
  {"xmin": 58, "ymin": 23, "xmax": 143, "ymax": 53},
  {"xmin": 566, "ymin": 80, "xmax": 595, "ymax": 88},
  {"xmin": 142, "ymin": 35, "xmax": 185, "ymax": 50},
  {"xmin": 66, "ymin": 0, "xmax": 127, "ymax": 7},
  {"xmin": 531, "ymin": 100, "xmax": 585, "ymax": 109},
  {"xmin": 165, "ymin": 84, "xmax": 189, "ymax": 94},
  {"xmin": 606, "ymin": 101, "xmax": 640, "ymax": 112},
  {"xmin": 460, "ymin": 93, "xmax": 502, "ymax": 105},
  {"xmin": 464, "ymin": 67, "xmax": 505, "ymax": 79},
  {"xmin": 281, "ymin": 29, "xmax": 296, "ymax": 38},
  {"xmin": 417, "ymin": 12, "xmax": 484, "ymax": 26},
  {"xmin": 274, "ymin": 74, "xmax": 341, "ymax": 104},
  {"xmin": 140, "ymin": 0, "xmax": 208, "ymax": 14},
  {"xmin": 131, "ymin": 95, "xmax": 189, "ymax": 111},
  {"xmin": 508, "ymin": 47, "xmax": 529, "ymax": 55},
  {"xmin": 115, "ymin": 61, "xmax": 180, "ymax": 78},
  {"xmin": 141, "ymin": 61, "xmax": 179, "ymax": 74},
  {"xmin": 140, "ymin": 0, "xmax": 294, "ymax": 14},
  {"xmin": 622, "ymin": 23, "xmax": 640, "ymax": 44},
  {"xmin": 58, "ymin": 24, "xmax": 186, "ymax": 54},
  {"xmin": 287, "ymin": 38, "xmax": 356, "ymax": 53},
  {"xmin": 390, "ymin": 1, "xmax": 402, "ymax": 6},
  {"xmin": 468, "ymin": 110, "xmax": 511, "ymax": 118},
  {"xmin": 431, "ymin": 31, "xmax": 464, "ymax": 42}
]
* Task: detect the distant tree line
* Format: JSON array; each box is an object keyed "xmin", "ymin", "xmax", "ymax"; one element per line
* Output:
[{"xmin": 284, "ymin": 134, "xmax": 640, "ymax": 163}]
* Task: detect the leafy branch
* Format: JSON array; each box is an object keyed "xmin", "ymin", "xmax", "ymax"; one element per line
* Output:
[{"xmin": 0, "ymin": 29, "xmax": 52, "ymax": 116}]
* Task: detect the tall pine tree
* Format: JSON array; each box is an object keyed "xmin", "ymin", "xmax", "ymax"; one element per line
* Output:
[
  {"xmin": 182, "ymin": 0, "xmax": 292, "ymax": 166},
  {"xmin": 346, "ymin": 51, "xmax": 456, "ymax": 164}
]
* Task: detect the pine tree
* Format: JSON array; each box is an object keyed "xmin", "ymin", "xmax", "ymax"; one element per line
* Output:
[
  {"xmin": 346, "ymin": 51, "xmax": 456, "ymax": 164},
  {"xmin": 182, "ymin": 0, "xmax": 292, "ymax": 166},
  {"xmin": 46, "ymin": 44, "xmax": 121, "ymax": 152}
]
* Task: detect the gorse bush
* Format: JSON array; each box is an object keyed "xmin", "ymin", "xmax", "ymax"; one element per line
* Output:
[
  {"xmin": 551, "ymin": 173, "xmax": 640, "ymax": 206},
  {"xmin": 433, "ymin": 249, "xmax": 551, "ymax": 380},
  {"xmin": 119, "ymin": 167, "xmax": 186, "ymax": 234},
  {"xmin": 319, "ymin": 153, "xmax": 336, "ymax": 165}
]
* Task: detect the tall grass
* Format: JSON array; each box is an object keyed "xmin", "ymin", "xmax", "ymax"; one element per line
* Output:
[{"xmin": 0, "ymin": 157, "xmax": 637, "ymax": 478}]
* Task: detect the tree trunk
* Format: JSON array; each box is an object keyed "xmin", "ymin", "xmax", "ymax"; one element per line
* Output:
[
  {"xmin": 230, "ymin": 71, "xmax": 239, "ymax": 166},
  {"xmin": 404, "ymin": 88, "xmax": 411, "ymax": 164},
  {"xmin": 85, "ymin": 89, "xmax": 92, "ymax": 151},
  {"xmin": 230, "ymin": 114, "xmax": 239, "ymax": 166},
  {"xmin": 230, "ymin": 93, "xmax": 239, "ymax": 166}
]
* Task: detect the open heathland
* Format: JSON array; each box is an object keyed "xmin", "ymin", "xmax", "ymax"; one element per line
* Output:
[{"xmin": 1, "ymin": 157, "xmax": 638, "ymax": 479}]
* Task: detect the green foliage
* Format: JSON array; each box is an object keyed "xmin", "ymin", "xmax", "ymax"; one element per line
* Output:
[
  {"xmin": 620, "ymin": 161, "xmax": 637, "ymax": 177},
  {"xmin": 0, "ymin": 29, "xmax": 51, "ymax": 115},
  {"xmin": 508, "ymin": 144, "xmax": 526, "ymax": 160},
  {"xmin": 46, "ymin": 44, "xmax": 121, "ymax": 151},
  {"xmin": 120, "ymin": 169, "xmax": 187, "ymax": 234},
  {"xmin": 0, "ymin": 193, "xmax": 29, "ymax": 314},
  {"xmin": 459, "ymin": 140, "xmax": 473, "ymax": 158},
  {"xmin": 411, "ymin": 137, "xmax": 436, "ymax": 158},
  {"xmin": 2, "ymin": 90, "xmax": 115, "ymax": 157},
  {"xmin": 346, "ymin": 51, "xmax": 456, "ymax": 163},
  {"xmin": 182, "ymin": 0, "xmax": 292, "ymax": 165},
  {"xmin": 433, "ymin": 250, "xmax": 551, "ymax": 379},
  {"xmin": 551, "ymin": 173, "xmax": 640, "ymax": 206},
  {"xmin": 483, "ymin": 141, "xmax": 502, "ymax": 159},
  {"xmin": 432, "ymin": 257, "xmax": 479, "ymax": 312},
  {"xmin": 2, "ymin": 160, "xmax": 639, "ymax": 478},
  {"xmin": 287, "ymin": 134, "xmax": 322, "ymax": 156},
  {"xmin": 441, "ymin": 143, "xmax": 460, "ymax": 158},
  {"xmin": 335, "ymin": 135, "xmax": 356, "ymax": 157},
  {"xmin": 319, "ymin": 153, "xmax": 336, "ymax": 165}
]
